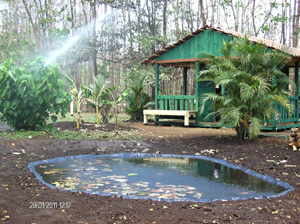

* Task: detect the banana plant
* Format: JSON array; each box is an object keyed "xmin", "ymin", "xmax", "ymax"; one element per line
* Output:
[
  {"xmin": 106, "ymin": 89, "xmax": 130, "ymax": 129},
  {"xmin": 85, "ymin": 76, "xmax": 116, "ymax": 126},
  {"xmin": 65, "ymin": 75, "xmax": 87, "ymax": 129}
]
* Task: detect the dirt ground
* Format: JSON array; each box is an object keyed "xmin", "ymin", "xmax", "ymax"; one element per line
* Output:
[{"xmin": 1, "ymin": 121, "xmax": 300, "ymax": 224}]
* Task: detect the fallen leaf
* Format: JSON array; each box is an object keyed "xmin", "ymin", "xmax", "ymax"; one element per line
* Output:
[
  {"xmin": 280, "ymin": 160, "xmax": 288, "ymax": 164},
  {"xmin": 284, "ymin": 165, "xmax": 296, "ymax": 167},
  {"xmin": 12, "ymin": 152, "xmax": 21, "ymax": 155}
]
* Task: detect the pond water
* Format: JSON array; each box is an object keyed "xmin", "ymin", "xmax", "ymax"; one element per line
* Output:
[{"xmin": 28, "ymin": 153, "xmax": 294, "ymax": 202}]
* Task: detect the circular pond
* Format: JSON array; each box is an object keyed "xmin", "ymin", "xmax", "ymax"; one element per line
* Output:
[{"xmin": 28, "ymin": 153, "xmax": 294, "ymax": 202}]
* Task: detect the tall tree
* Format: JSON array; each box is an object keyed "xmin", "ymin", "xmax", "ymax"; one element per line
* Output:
[{"xmin": 293, "ymin": 0, "xmax": 300, "ymax": 47}]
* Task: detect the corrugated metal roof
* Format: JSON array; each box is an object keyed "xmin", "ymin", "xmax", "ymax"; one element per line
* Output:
[{"xmin": 141, "ymin": 25, "xmax": 300, "ymax": 66}]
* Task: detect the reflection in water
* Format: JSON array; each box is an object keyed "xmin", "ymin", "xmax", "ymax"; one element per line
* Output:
[{"xmin": 32, "ymin": 154, "xmax": 290, "ymax": 202}]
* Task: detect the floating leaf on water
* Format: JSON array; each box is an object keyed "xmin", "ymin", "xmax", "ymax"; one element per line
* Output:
[
  {"xmin": 193, "ymin": 193, "xmax": 203, "ymax": 199},
  {"xmin": 115, "ymin": 179, "xmax": 128, "ymax": 183},
  {"xmin": 149, "ymin": 193, "xmax": 160, "ymax": 197},
  {"xmin": 102, "ymin": 168, "xmax": 112, "ymax": 172},
  {"xmin": 128, "ymin": 173, "xmax": 138, "ymax": 176},
  {"xmin": 187, "ymin": 187, "xmax": 196, "ymax": 190},
  {"xmin": 176, "ymin": 193, "xmax": 186, "ymax": 197}
]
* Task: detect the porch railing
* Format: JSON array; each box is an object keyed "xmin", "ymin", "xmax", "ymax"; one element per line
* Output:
[
  {"xmin": 156, "ymin": 95, "xmax": 197, "ymax": 110},
  {"xmin": 276, "ymin": 96, "xmax": 299, "ymax": 122},
  {"xmin": 154, "ymin": 95, "xmax": 299, "ymax": 126}
]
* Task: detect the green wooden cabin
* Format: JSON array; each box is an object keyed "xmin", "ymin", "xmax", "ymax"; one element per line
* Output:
[{"xmin": 142, "ymin": 26, "xmax": 300, "ymax": 130}]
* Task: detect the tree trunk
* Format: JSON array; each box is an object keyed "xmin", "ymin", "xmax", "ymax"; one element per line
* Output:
[
  {"xmin": 293, "ymin": 0, "xmax": 300, "ymax": 47},
  {"xmin": 199, "ymin": 0, "xmax": 206, "ymax": 26},
  {"xmin": 21, "ymin": 0, "xmax": 41, "ymax": 50},
  {"xmin": 162, "ymin": 0, "xmax": 167, "ymax": 47},
  {"xmin": 127, "ymin": 0, "xmax": 133, "ymax": 55},
  {"xmin": 281, "ymin": 0, "xmax": 287, "ymax": 44},
  {"xmin": 91, "ymin": 0, "xmax": 98, "ymax": 77}
]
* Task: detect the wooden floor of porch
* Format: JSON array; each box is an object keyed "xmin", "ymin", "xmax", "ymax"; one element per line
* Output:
[{"xmin": 151, "ymin": 118, "xmax": 300, "ymax": 131}]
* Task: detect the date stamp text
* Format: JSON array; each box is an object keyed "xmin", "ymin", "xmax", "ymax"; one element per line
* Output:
[{"xmin": 29, "ymin": 202, "xmax": 71, "ymax": 209}]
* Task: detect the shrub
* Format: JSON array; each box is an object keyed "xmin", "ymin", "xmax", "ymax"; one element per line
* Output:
[
  {"xmin": 0, "ymin": 57, "xmax": 72, "ymax": 130},
  {"xmin": 125, "ymin": 70, "xmax": 154, "ymax": 121}
]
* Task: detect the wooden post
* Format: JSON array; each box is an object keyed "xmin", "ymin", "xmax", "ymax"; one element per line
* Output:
[
  {"xmin": 195, "ymin": 63, "xmax": 201, "ymax": 124},
  {"xmin": 295, "ymin": 61, "xmax": 299, "ymax": 124},
  {"xmin": 183, "ymin": 67, "xmax": 187, "ymax": 110},
  {"xmin": 155, "ymin": 63, "xmax": 159, "ymax": 123},
  {"xmin": 183, "ymin": 67, "xmax": 187, "ymax": 95}
]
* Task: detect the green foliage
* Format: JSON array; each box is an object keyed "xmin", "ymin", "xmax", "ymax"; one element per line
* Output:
[
  {"xmin": 198, "ymin": 37, "xmax": 293, "ymax": 140},
  {"xmin": 0, "ymin": 57, "xmax": 72, "ymax": 130},
  {"xmin": 86, "ymin": 75, "xmax": 116, "ymax": 124},
  {"xmin": 125, "ymin": 70, "xmax": 154, "ymax": 121}
]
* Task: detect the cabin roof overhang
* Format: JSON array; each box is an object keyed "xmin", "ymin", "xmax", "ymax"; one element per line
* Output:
[{"xmin": 141, "ymin": 25, "xmax": 300, "ymax": 68}]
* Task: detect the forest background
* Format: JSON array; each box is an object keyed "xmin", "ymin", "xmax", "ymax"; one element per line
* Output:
[{"xmin": 0, "ymin": 0, "xmax": 299, "ymax": 102}]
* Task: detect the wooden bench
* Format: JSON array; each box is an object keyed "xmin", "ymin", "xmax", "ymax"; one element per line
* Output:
[{"xmin": 143, "ymin": 110, "xmax": 197, "ymax": 126}]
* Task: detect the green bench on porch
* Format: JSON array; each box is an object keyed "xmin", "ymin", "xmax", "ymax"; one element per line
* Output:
[{"xmin": 143, "ymin": 109, "xmax": 197, "ymax": 126}]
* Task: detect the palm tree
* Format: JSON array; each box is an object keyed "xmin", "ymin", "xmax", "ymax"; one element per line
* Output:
[
  {"xmin": 125, "ymin": 71, "xmax": 154, "ymax": 121},
  {"xmin": 198, "ymin": 37, "xmax": 294, "ymax": 139}
]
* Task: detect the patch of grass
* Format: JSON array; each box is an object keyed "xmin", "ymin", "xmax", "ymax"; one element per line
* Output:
[
  {"xmin": 53, "ymin": 112, "xmax": 130, "ymax": 125},
  {"xmin": 0, "ymin": 130, "xmax": 44, "ymax": 140},
  {"xmin": 0, "ymin": 113, "xmax": 139, "ymax": 141}
]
